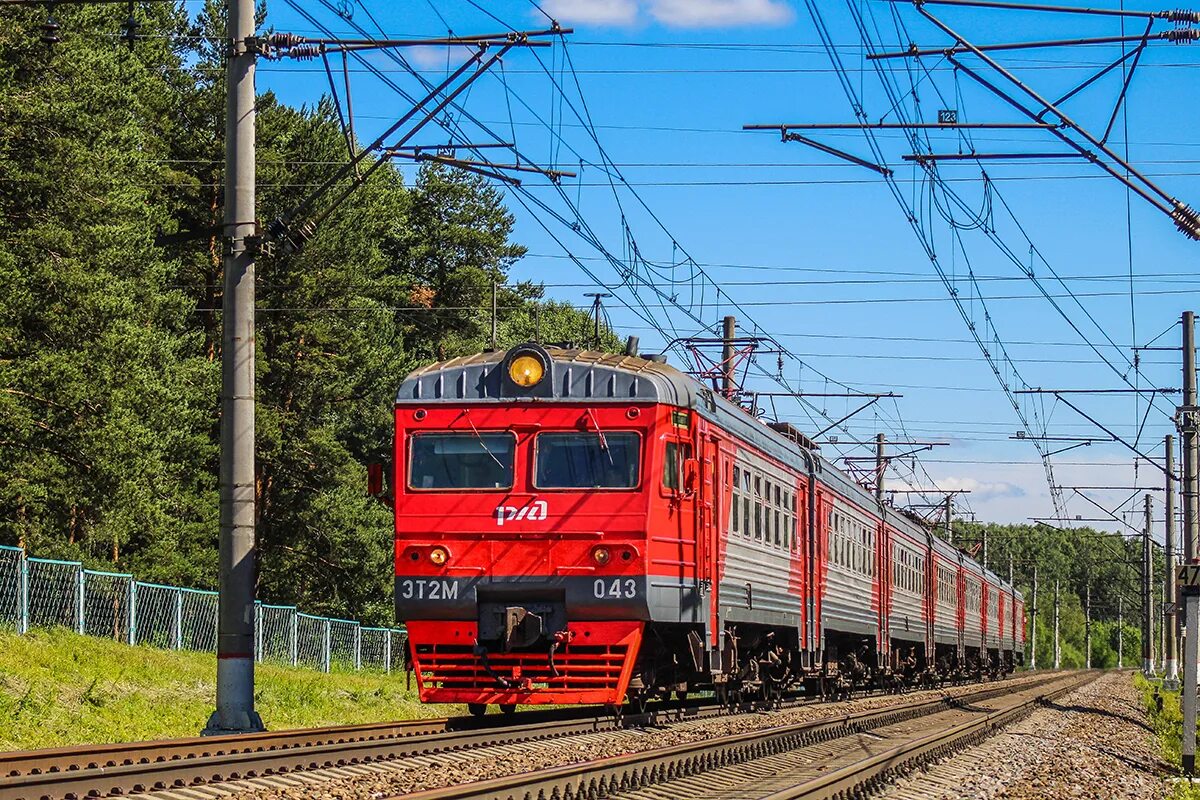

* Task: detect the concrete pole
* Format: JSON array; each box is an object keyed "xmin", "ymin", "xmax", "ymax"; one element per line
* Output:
[
  {"xmin": 1118, "ymin": 596, "xmax": 1123, "ymax": 669},
  {"xmin": 1168, "ymin": 433, "xmax": 1180, "ymax": 684},
  {"xmin": 1085, "ymin": 583, "xmax": 1091, "ymax": 669},
  {"xmin": 1053, "ymin": 580, "xmax": 1060, "ymax": 669},
  {"xmin": 944, "ymin": 495, "xmax": 953, "ymax": 546},
  {"xmin": 1030, "ymin": 566, "xmax": 1037, "ymax": 669},
  {"xmin": 875, "ymin": 433, "xmax": 885, "ymax": 502},
  {"xmin": 1144, "ymin": 494, "xmax": 1155, "ymax": 676},
  {"xmin": 1161, "ymin": 578, "xmax": 1168, "ymax": 678},
  {"xmin": 1185, "ymin": 311, "xmax": 1198, "ymax": 563},
  {"xmin": 205, "ymin": 0, "xmax": 264, "ymax": 735},
  {"xmin": 1182, "ymin": 310, "xmax": 1198, "ymax": 775},
  {"xmin": 721, "ymin": 315, "xmax": 736, "ymax": 399},
  {"xmin": 1185, "ymin": 595, "xmax": 1199, "ymax": 775}
]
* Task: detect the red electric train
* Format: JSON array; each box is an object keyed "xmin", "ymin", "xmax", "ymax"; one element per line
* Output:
[{"xmin": 385, "ymin": 342, "xmax": 1024, "ymax": 714}]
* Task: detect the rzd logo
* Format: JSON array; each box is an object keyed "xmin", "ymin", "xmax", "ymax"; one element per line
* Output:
[{"xmin": 495, "ymin": 499, "xmax": 548, "ymax": 526}]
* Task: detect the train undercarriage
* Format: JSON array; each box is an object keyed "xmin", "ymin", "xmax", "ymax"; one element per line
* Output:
[
  {"xmin": 625, "ymin": 621, "xmax": 1018, "ymax": 709},
  {"xmin": 408, "ymin": 615, "xmax": 1019, "ymax": 716}
]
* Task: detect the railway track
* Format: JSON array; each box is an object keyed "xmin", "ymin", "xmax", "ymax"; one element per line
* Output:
[
  {"xmin": 396, "ymin": 671, "xmax": 1095, "ymax": 800},
  {"xmin": 0, "ymin": 672, "xmax": 1055, "ymax": 800},
  {"xmin": 0, "ymin": 705, "xmax": 628, "ymax": 800}
]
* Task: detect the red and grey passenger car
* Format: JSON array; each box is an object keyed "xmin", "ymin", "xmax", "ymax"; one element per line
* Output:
[{"xmin": 387, "ymin": 343, "xmax": 1025, "ymax": 713}]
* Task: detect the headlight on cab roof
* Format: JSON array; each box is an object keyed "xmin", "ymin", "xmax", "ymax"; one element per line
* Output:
[{"xmin": 508, "ymin": 354, "xmax": 545, "ymax": 387}]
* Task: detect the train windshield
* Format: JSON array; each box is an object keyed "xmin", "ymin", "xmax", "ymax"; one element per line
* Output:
[
  {"xmin": 534, "ymin": 432, "xmax": 640, "ymax": 489},
  {"xmin": 408, "ymin": 433, "xmax": 515, "ymax": 490}
]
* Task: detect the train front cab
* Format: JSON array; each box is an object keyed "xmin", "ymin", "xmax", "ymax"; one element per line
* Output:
[{"xmin": 391, "ymin": 345, "xmax": 702, "ymax": 710}]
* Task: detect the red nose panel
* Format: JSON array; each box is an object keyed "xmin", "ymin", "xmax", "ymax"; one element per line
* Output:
[{"xmin": 405, "ymin": 620, "xmax": 643, "ymax": 705}]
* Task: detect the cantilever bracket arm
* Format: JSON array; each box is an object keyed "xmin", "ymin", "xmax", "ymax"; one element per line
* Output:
[
  {"xmin": 912, "ymin": 5, "xmax": 1200, "ymax": 240},
  {"xmin": 743, "ymin": 125, "xmax": 892, "ymax": 176},
  {"xmin": 811, "ymin": 397, "xmax": 882, "ymax": 440},
  {"xmin": 385, "ymin": 149, "xmax": 577, "ymax": 185},
  {"xmin": 1051, "ymin": 392, "xmax": 1179, "ymax": 480}
]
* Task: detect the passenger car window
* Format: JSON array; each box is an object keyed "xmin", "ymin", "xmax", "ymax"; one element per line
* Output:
[
  {"xmin": 408, "ymin": 433, "xmax": 515, "ymax": 490},
  {"xmin": 535, "ymin": 432, "xmax": 640, "ymax": 489}
]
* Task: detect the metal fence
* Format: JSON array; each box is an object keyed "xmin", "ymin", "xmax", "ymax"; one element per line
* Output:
[{"xmin": 0, "ymin": 545, "xmax": 405, "ymax": 674}]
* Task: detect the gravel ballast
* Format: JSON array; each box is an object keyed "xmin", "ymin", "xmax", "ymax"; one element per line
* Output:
[
  {"xmin": 878, "ymin": 670, "xmax": 1170, "ymax": 800},
  {"xmin": 171, "ymin": 674, "xmax": 1056, "ymax": 800}
]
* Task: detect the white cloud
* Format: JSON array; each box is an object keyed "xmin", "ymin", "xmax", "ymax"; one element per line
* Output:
[
  {"xmin": 933, "ymin": 476, "xmax": 1026, "ymax": 503},
  {"xmin": 404, "ymin": 45, "xmax": 467, "ymax": 70},
  {"xmin": 540, "ymin": 0, "xmax": 639, "ymax": 25},
  {"xmin": 536, "ymin": 0, "xmax": 791, "ymax": 27},
  {"xmin": 647, "ymin": 0, "xmax": 793, "ymax": 28}
]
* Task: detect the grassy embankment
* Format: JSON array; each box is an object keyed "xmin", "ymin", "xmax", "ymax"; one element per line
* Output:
[
  {"xmin": 1136, "ymin": 673, "xmax": 1200, "ymax": 799},
  {"xmin": 0, "ymin": 628, "xmax": 447, "ymax": 751}
]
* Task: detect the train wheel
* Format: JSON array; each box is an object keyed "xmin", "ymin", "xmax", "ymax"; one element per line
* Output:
[
  {"xmin": 499, "ymin": 703, "xmax": 517, "ymax": 715},
  {"xmin": 468, "ymin": 703, "xmax": 487, "ymax": 717}
]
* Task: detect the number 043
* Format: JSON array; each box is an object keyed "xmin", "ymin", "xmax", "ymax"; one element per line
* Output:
[{"xmin": 594, "ymin": 578, "xmax": 637, "ymax": 599}]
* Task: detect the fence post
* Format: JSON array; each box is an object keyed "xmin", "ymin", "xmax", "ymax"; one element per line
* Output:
[
  {"xmin": 75, "ymin": 565, "xmax": 85, "ymax": 634},
  {"xmin": 18, "ymin": 550, "xmax": 28, "ymax": 634},
  {"xmin": 323, "ymin": 619, "xmax": 331, "ymax": 673},
  {"xmin": 290, "ymin": 610, "xmax": 298, "ymax": 667},
  {"xmin": 254, "ymin": 602, "xmax": 263, "ymax": 662},
  {"xmin": 127, "ymin": 580, "xmax": 137, "ymax": 645},
  {"xmin": 174, "ymin": 589, "xmax": 183, "ymax": 650},
  {"xmin": 384, "ymin": 629, "xmax": 392, "ymax": 675},
  {"xmin": 353, "ymin": 624, "xmax": 361, "ymax": 670}
]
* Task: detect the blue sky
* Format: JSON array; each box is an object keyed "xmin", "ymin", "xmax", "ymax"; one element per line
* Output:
[{"xmin": 258, "ymin": 0, "xmax": 1199, "ymax": 540}]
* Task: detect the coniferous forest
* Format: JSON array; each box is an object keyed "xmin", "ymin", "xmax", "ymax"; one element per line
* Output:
[
  {"xmin": 0, "ymin": 4, "xmax": 1155, "ymax": 656},
  {"xmin": 0, "ymin": 3, "xmax": 615, "ymax": 624}
]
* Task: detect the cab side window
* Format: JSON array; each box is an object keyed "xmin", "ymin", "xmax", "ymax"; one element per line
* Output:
[
  {"xmin": 663, "ymin": 442, "xmax": 679, "ymax": 490},
  {"xmin": 661, "ymin": 441, "xmax": 691, "ymax": 492}
]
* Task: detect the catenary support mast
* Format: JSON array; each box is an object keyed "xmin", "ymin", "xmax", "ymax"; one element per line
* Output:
[
  {"xmin": 1145, "ymin": 494, "xmax": 1155, "ymax": 675},
  {"xmin": 1168, "ymin": 433, "xmax": 1180, "ymax": 685},
  {"xmin": 721, "ymin": 315, "xmax": 736, "ymax": 399},
  {"xmin": 1181, "ymin": 310, "xmax": 1198, "ymax": 774},
  {"xmin": 1029, "ymin": 566, "xmax": 1037, "ymax": 669},
  {"xmin": 205, "ymin": 0, "xmax": 263, "ymax": 735},
  {"xmin": 1053, "ymin": 580, "xmax": 1060, "ymax": 669}
]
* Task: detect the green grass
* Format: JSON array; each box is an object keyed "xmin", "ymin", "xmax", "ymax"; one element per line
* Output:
[
  {"xmin": 0, "ymin": 628, "xmax": 451, "ymax": 751},
  {"xmin": 1135, "ymin": 673, "xmax": 1200, "ymax": 800}
]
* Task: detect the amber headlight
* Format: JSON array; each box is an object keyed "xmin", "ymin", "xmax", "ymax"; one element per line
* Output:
[
  {"xmin": 508, "ymin": 354, "xmax": 545, "ymax": 387},
  {"xmin": 592, "ymin": 546, "xmax": 611, "ymax": 566},
  {"xmin": 429, "ymin": 547, "xmax": 449, "ymax": 566}
]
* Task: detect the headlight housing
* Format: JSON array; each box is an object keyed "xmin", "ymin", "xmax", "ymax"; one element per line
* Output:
[
  {"xmin": 508, "ymin": 354, "xmax": 545, "ymax": 387},
  {"xmin": 502, "ymin": 343, "xmax": 552, "ymax": 395}
]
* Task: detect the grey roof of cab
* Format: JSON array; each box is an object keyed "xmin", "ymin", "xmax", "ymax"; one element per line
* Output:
[{"xmin": 396, "ymin": 347, "xmax": 699, "ymax": 405}]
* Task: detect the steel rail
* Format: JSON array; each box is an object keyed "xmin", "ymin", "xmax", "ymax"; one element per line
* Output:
[
  {"xmin": 0, "ymin": 711, "xmax": 625, "ymax": 800},
  {"xmin": 0, "ymin": 689, "xmax": 837, "ymax": 799},
  {"xmin": 0, "ymin": 697, "xmax": 685, "ymax": 800},
  {"xmin": 393, "ymin": 672, "xmax": 1079, "ymax": 800},
  {"xmin": 0, "ymin": 672, "xmax": 1047, "ymax": 800},
  {"xmin": 760, "ymin": 671, "xmax": 1097, "ymax": 799}
]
